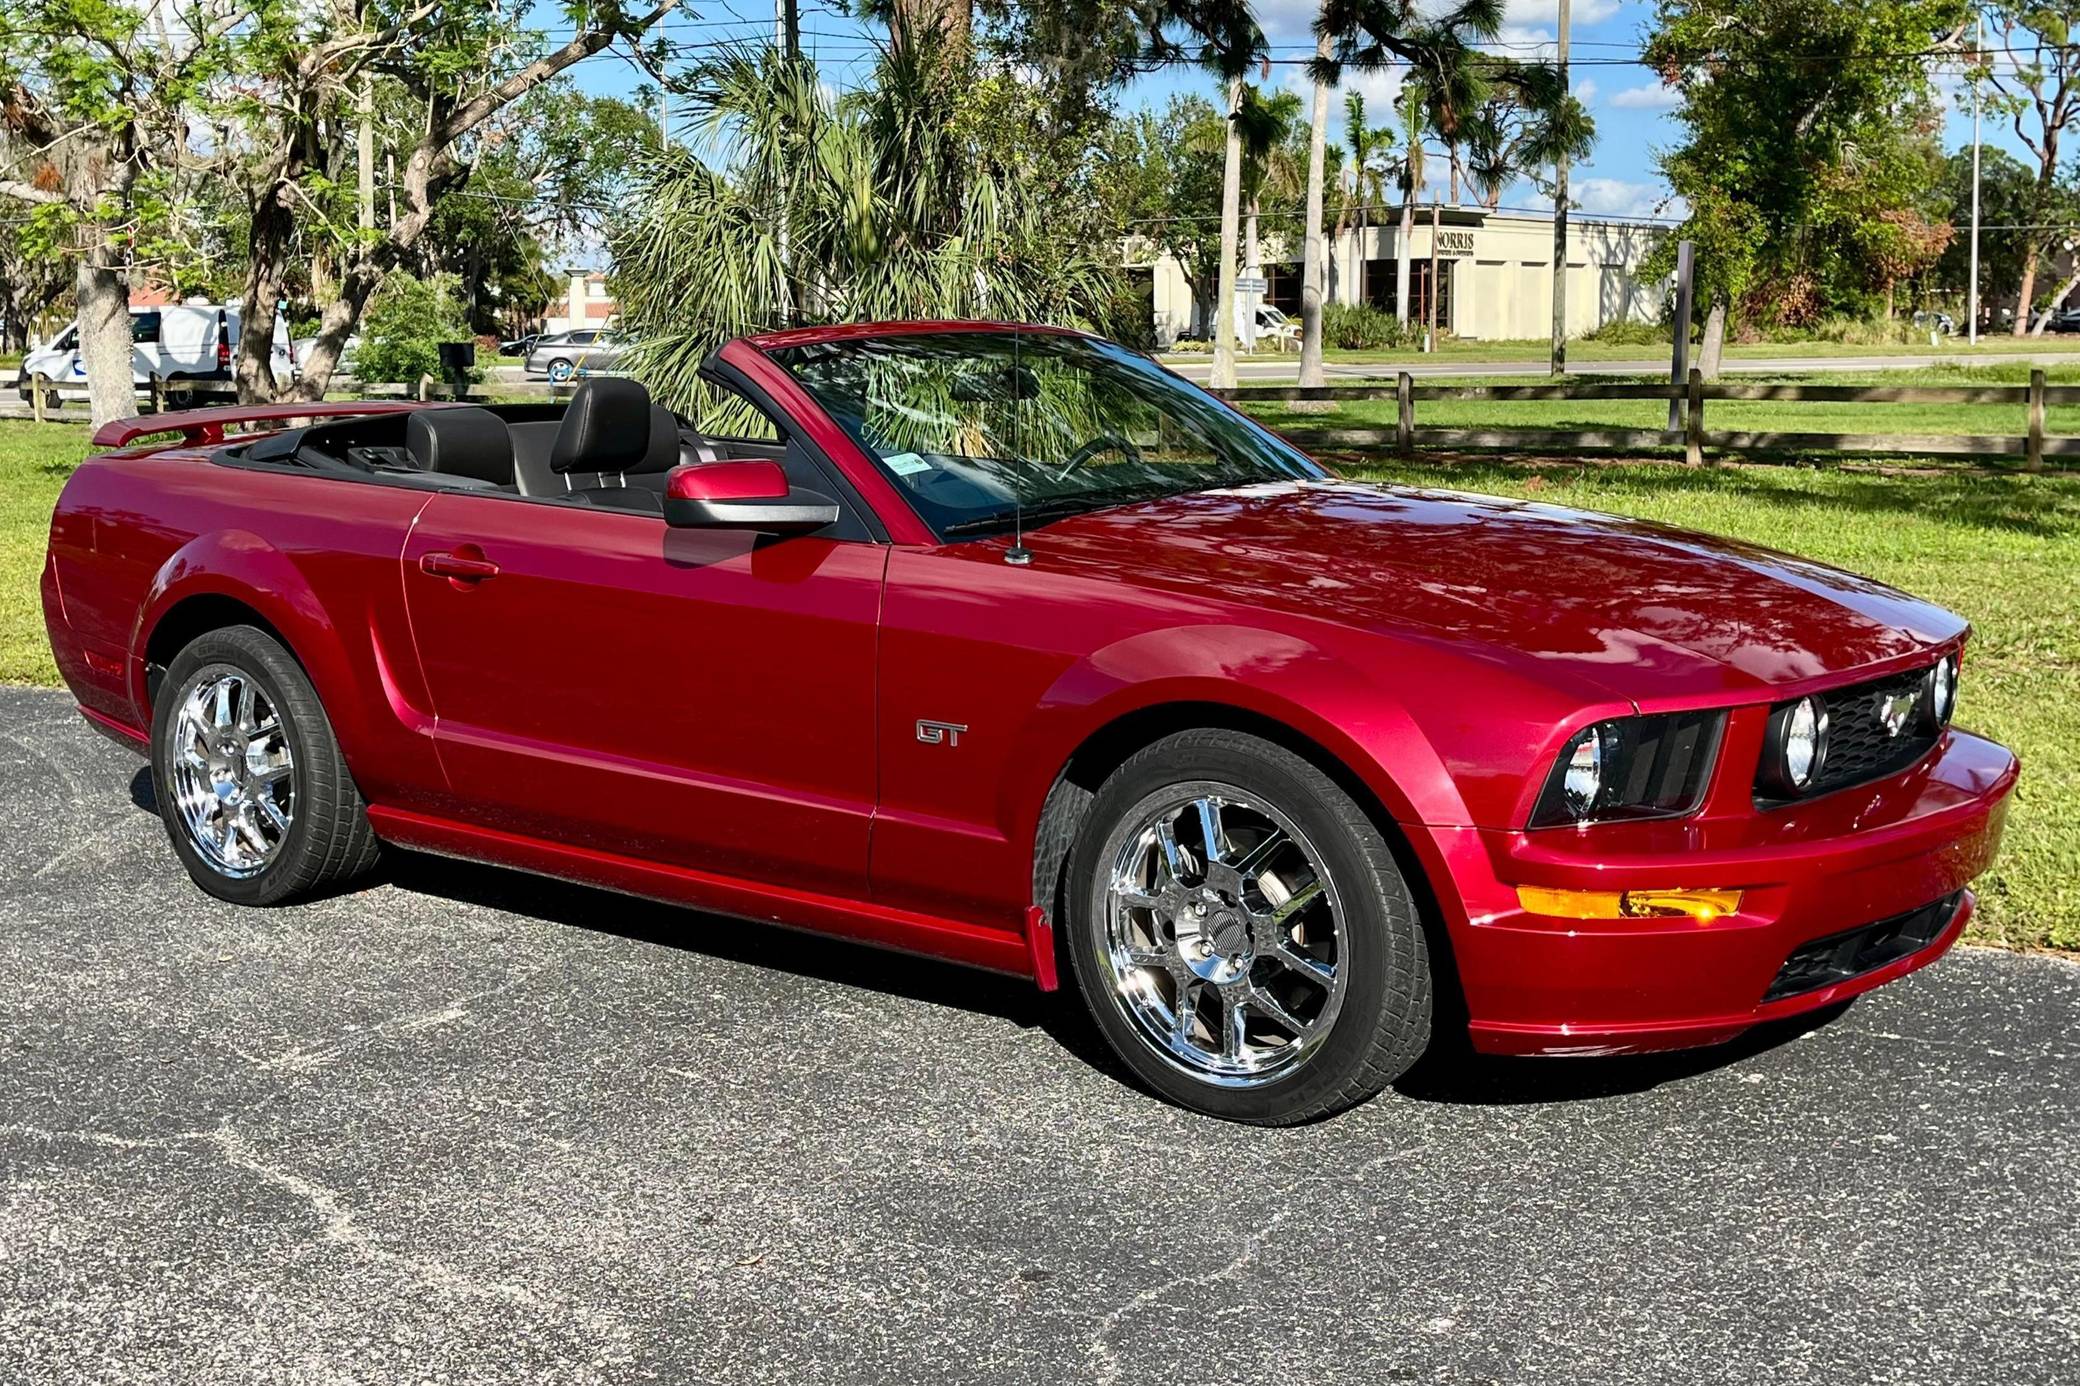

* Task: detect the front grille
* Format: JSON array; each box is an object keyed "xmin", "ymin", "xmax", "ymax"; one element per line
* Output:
[
  {"xmin": 1757, "ymin": 664, "xmax": 1940, "ymax": 805},
  {"xmin": 1762, "ymin": 892, "xmax": 1962, "ymax": 1003}
]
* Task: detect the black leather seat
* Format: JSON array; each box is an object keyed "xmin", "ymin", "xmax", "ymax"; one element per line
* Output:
[
  {"xmin": 515, "ymin": 378, "xmax": 691, "ymax": 509},
  {"xmin": 404, "ymin": 408, "xmax": 512, "ymax": 489}
]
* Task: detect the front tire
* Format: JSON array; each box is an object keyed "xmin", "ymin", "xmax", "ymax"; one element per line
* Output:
[
  {"xmin": 149, "ymin": 625, "xmax": 381, "ymax": 906},
  {"xmin": 1063, "ymin": 730, "xmax": 1431, "ymax": 1125},
  {"xmin": 546, "ymin": 358, "xmax": 574, "ymax": 383}
]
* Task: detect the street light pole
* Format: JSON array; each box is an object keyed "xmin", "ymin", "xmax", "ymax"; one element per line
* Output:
[
  {"xmin": 1549, "ymin": 0, "xmax": 1571, "ymax": 377},
  {"xmin": 1969, "ymin": 13, "xmax": 1983, "ymax": 346}
]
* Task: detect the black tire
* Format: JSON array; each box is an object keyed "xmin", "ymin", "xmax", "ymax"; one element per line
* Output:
[
  {"xmin": 149, "ymin": 625, "xmax": 381, "ymax": 906},
  {"xmin": 1062, "ymin": 729, "xmax": 1431, "ymax": 1125}
]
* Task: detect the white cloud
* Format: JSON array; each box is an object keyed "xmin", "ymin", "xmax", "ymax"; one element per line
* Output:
[
  {"xmin": 1573, "ymin": 78, "xmax": 1598, "ymax": 105},
  {"xmin": 1609, "ymin": 83, "xmax": 1681, "ymax": 110},
  {"xmin": 1573, "ymin": 177, "xmax": 1679, "ymax": 219},
  {"xmin": 1506, "ymin": 0, "xmax": 1622, "ymax": 25}
]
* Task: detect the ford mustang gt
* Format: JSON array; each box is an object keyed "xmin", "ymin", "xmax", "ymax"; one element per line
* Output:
[{"xmin": 42, "ymin": 322, "xmax": 2018, "ymax": 1124}]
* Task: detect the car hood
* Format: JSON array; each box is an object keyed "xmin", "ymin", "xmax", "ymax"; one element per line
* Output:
[{"xmin": 1026, "ymin": 480, "xmax": 1965, "ymax": 701}]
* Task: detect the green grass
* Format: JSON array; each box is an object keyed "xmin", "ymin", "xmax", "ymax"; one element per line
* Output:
[
  {"xmin": 0, "ymin": 421, "xmax": 88, "ymax": 685},
  {"xmin": 2, "ymin": 416, "xmax": 2074, "ymax": 950}
]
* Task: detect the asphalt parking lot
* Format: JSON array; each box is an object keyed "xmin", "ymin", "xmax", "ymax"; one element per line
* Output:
[{"xmin": 3, "ymin": 683, "xmax": 2077, "ymax": 1385}]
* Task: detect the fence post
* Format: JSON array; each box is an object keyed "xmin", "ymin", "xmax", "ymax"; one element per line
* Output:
[
  {"xmin": 1396, "ymin": 371, "xmax": 1414, "ymax": 458},
  {"xmin": 2028, "ymin": 368, "xmax": 2046, "ymax": 472},
  {"xmin": 31, "ymin": 374, "xmax": 47, "ymax": 425},
  {"xmin": 1685, "ymin": 368, "xmax": 1705, "ymax": 466},
  {"xmin": 148, "ymin": 374, "xmax": 164, "ymax": 414}
]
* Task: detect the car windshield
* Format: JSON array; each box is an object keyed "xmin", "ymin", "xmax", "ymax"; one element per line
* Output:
[{"xmin": 765, "ymin": 330, "xmax": 1323, "ymax": 537}]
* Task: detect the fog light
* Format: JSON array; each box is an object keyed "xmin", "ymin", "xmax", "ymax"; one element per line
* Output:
[{"xmin": 1517, "ymin": 886, "xmax": 1744, "ymax": 922}]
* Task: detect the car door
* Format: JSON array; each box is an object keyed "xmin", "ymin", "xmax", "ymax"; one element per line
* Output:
[{"xmin": 398, "ymin": 485, "xmax": 887, "ymax": 899}]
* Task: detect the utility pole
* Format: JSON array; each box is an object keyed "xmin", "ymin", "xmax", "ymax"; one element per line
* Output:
[
  {"xmin": 779, "ymin": 0, "xmax": 799, "ymax": 61},
  {"xmin": 357, "ymin": 76, "xmax": 374, "ymax": 233},
  {"xmin": 1549, "ymin": 0, "xmax": 1570, "ymax": 377},
  {"xmin": 1969, "ymin": 13, "xmax": 1984, "ymax": 346}
]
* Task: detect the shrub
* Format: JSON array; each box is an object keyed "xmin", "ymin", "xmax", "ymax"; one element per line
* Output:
[
  {"xmin": 353, "ymin": 273, "xmax": 480, "ymax": 384},
  {"xmin": 1322, "ymin": 303, "xmax": 1413, "ymax": 350},
  {"xmin": 1586, "ymin": 318, "xmax": 1667, "ymax": 346}
]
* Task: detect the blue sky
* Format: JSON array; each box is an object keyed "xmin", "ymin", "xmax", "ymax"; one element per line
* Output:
[{"xmin": 564, "ymin": 0, "xmax": 1994, "ymax": 228}]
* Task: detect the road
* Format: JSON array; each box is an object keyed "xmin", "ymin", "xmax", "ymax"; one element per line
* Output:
[{"xmin": 2, "ymin": 682, "xmax": 2076, "ymax": 1385}]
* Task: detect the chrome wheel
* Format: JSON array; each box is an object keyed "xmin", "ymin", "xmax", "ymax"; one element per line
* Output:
[
  {"xmin": 166, "ymin": 667, "xmax": 295, "ymax": 879},
  {"xmin": 1102, "ymin": 785, "xmax": 1348, "ymax": 1087}
]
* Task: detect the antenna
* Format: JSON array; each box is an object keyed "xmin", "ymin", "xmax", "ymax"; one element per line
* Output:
[{"xmin": 1004, "ymin": 324, "xmax": 1031, "ymax": 566}]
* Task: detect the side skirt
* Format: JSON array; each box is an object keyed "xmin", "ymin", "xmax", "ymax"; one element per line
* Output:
[{"xmin": 365, "ymin": 805, "xmax": 1036, "ymax": 979}]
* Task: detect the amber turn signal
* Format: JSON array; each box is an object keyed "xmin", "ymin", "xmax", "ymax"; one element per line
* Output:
[{"xmin": 1517, "ymin": 886, "xmax": 1744, "ymax": 922}]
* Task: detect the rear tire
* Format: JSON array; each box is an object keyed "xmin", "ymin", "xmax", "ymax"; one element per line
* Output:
[
  {"xmin": 1063, "ymin": 729, "xmax": 1432, "ymax": 1125},
  {"xmin": 149, "ymin": 625, "xmax": 381, "ymax": 906}
]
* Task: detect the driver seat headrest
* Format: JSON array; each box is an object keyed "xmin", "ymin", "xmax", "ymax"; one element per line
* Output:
[{"xmin": 551, "ymin": 377, "xmax": 653, "ymax": 475}]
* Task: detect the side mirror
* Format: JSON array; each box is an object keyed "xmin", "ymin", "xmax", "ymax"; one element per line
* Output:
[{"xmin": 663, "ymin": 460, "xmax": 838, "ymax": 535}]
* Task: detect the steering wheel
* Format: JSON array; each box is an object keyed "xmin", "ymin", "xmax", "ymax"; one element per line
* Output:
[{"xmin": 1051, "ymin": 433, "xmax": 1143, "ymax": 482}]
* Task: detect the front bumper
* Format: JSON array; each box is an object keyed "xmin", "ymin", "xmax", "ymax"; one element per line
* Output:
[{"xmin": 1418, "ymin": 728, "xmax": 2018, "ymax": 1056}]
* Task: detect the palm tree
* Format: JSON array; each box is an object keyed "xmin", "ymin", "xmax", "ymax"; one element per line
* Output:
[
  {"xmin": 1237, "ymin": 86, "xmax": 1305, "ymax": 309},
  {"xmin": 612, "ymin": 41, "xmax": 1110, "ymax": 416},
  {"xmin": 1392, "ymin": 83, "xmax": 1428, "ymax": 328},
  {"xmin": 1339, "ymin": 92, "xmax": 1393, "ymax": 310}
]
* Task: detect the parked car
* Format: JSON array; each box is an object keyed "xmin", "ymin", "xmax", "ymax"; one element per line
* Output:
[
  {"xmin": 2043, "ymin": 307, "xmax": 2080, "ymax": 334},
  {"xmin": 16, "ymin": 303, "xmax": 292, "ymax": 405},
  {"xmin": 1252, "ymin": 303, "xmax": 1300, "ymax": 351},
  {"xmin": 499, "ymin": 332, "xmax": 541, "ymax": 359},
  {"xmin": 524, "ymin": 328, "xmax": 631, "ymax": 381},
  {"xmin": 290, "ymin": 334, "xmax": 361, "ymax": 377},
  {"xmin": 43, "ymin": 322, "xmax": 2017, "ymax": 1125}
]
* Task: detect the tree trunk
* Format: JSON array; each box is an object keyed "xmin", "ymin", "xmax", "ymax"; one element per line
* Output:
[
  {"xmin": 1394, "ymin": 194, "xmax": 1414, "ymax": 326},
  {"xmin": 293, "ymin": 262, "xmax": 382, "ymax": 401},
  {"xmin": 2014, "ymin": 253, "xmax": 2038, "ymax": 336},
  {"xmin": 76, "ymin": 254, "xmax": 136, "ymax": 430},
  {"xmin": 1298, "ymin": 42, "xmax": 1330, "ymax": 388},
  {"xmin": 235, "ymin": 180, "xmax": 296, "ymax": 403},
  {"xmin": 1210, "ymin": 75, "xmax": 1244, "ymax": 391},
  {"xmin": 2030, "ymin": 265, "xmax": 2080, "ymax": 336},
  {"xmin": 1699, "ymin": 296, "xmax": 1728, "ymax": 381}
]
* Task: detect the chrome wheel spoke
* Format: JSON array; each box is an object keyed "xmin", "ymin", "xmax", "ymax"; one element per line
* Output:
[
  {"xmin": 1273, "ymin": 941, "xmax": 1336, "ymax": 990},
  {"xmin": 1230, "ymin": 828, "xmax": 1289, "ymax": 881},
  {"xmin": 1194, "ymin": 797, "xmax": 1230, "ymax": 864},
  {"xmin": 1123, "ymin": 945, "xmax": 1169, "ymax": 970},
  {"xmin": 1153, "ymin": 819, "xmax": 1187, "ymax": 887},
  {"xmin": 1220, "ymin": 993, "xmax": 1247, "ymax": 1062},
  {"xmin": 1247, "ymin": 985, "xmax": 1309, "ymax": 1036},
  {"xmin": 257, "ymin": 793, "xmax": 291, "ymax": 834},
  {"xmin": 1115, "ymin": 885, "xmax": 1166, "ymax": 912},
  {"xmin": 1266, "ymin": 878, "xmax": 1324, "ymax": 928},
  {"xmin": 1173, "ymin": 982, "xmax": 1201, "ymax": 1043},
  {"xmin": 236, "ymin": 679, "xmax": 257, "ymax": 733},
  {"xmin": 212, "ymin": 678, "xmax": 235, "ymax": 731}
]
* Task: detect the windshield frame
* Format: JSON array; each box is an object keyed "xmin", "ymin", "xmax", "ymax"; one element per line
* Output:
[{"xmin": 755, "ymin": 326, "xmax": 1327, "ymax": 544}]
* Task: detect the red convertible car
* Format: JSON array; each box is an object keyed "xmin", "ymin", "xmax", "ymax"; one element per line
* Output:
[{"xmin": 43, "ymin": 322, "xmax": 2018, "ymax": 1124}]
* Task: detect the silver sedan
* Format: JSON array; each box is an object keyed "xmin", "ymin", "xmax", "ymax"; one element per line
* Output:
[{"xmin": 524, "ymin": 330, "xmax": 631, "ymax": 382}]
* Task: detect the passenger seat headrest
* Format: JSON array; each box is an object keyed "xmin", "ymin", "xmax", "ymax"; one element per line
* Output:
[
  {"xmin": 628, "ymin": 405, "xmax": 685, "ymax": 476},
  {"xmin": 551, "ymin": 377, "xmax": 653, "ymax": 474},
  {"xmin": 406, "ymin": 407, "xmax": 512, "ymax": 484}
]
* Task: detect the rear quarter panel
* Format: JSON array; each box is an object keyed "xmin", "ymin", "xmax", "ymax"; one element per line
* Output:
[{"xmin": 46, "ymin": 447, "xmax": 442, "ymax": 807}]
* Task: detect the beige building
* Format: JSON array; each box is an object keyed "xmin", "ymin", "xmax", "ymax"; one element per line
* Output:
[{"xmin": 1138, "ymin": 205, "xmax": 1667, "ymax": 346}]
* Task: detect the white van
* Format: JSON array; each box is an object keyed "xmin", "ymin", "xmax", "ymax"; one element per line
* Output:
[{"xmin": 15, "ymin": 303, "xmax": 295, "ymax": 405}]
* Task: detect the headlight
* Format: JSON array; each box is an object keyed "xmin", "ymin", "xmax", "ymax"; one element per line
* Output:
[
  {"xmin": 1759, "ymin": 694, "xmax": 1829, "ymax": 798},
  {"xmin": 1529, "ymin": 712, "xmax": 1725, "ymax": 828},
  {"xmin": 1929, "ymin": 653, "xmax": 1957, "ymax": 725}
]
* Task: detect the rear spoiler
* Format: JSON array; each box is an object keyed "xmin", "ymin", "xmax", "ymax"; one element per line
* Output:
[{"xmin": 90, "ymin": 400, "xmax": 433, "ymax": 451}]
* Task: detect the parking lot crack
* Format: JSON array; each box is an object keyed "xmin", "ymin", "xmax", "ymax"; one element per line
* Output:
[{"xmin": 1084, "ymin": 1139, "xmax": 1434, "ymax": 1384}]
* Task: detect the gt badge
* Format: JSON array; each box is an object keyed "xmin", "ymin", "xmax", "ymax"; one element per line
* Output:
[
  {"xmin": 916, "ymin": 719, "xmax": 968, "ymax": 747},
  {"xmin": 1878, "ymin": 690, "xmax": 1918, "ymax": 737}
]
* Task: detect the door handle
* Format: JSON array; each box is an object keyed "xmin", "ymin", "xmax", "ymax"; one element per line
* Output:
[{"xmin": 419, "ymin": 551, "xmax": 500, "ymax": 581}]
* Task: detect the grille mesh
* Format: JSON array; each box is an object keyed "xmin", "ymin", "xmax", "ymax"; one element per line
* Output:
[{"xmin": 1757, "ymin": 664, "xmax": 1941, "ymax": 804}]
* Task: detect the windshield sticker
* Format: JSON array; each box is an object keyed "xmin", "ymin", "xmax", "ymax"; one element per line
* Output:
[{"xmin": 884, "ymin": 451, "xmax": 934, "ymax": 476}]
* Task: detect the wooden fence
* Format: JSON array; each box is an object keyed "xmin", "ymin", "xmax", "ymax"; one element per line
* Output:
[
  {"xmin": 20, "ymin": 373, "xmax": 571, "ymax": 424},
  {"xmin": 1222, "ymin": 368, "xmax": 2075, "ymax": 472}
]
